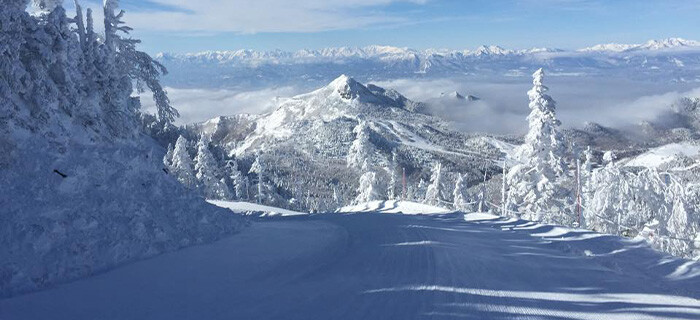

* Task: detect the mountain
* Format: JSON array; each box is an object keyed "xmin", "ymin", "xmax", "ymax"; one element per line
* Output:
[
  {"xmin": 579, "ymin": 38, "xmax": 700, "ymax": 53},
  {"xmin": 157, "ymin": 38, "xmax": 700, "ymax": 89},
  {"xmin": 183, "ymin": 76, "xmax": 508, "ymax": 212},
  {"xmin": 440, "ymin": 91, "xmax": 480, "ymax": 101}
]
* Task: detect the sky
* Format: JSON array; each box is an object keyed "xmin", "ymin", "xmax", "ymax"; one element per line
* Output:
[{"xmin": 69, "ymin": 0, "xmax": 700, "ymax": 54}]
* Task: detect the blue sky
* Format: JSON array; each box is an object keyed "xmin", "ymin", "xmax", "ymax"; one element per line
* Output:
[{"xmin": 72, "ymin": 0, "xmax": 700, "ymax": 54}]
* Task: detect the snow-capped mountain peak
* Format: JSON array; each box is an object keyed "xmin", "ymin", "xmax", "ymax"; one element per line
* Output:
[
  {"xmin": 327, "ymin": 74, "xmax": 375, "ymax": 101},
  {"xmin": 640, "ymin": 37, "xmax": 700, "ymax": 50},
  {"xmin": 441, "ymin": 91, "xmax": 466, "ymax": 100},
  {"xmin": 579, "ymin": 37, "xmax": 700, "ymax": 53},
  {"xmin": 440, "ymin": 91, "xmax": 480, "ymax": 102},
  {"xmin": 472, "ymin": 45, "xmax": 513, "ymax": 56}
]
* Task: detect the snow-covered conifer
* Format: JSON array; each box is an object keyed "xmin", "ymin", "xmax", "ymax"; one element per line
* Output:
[
  {"xmin": 170, "ymin": 135, "xmax": 197, "ymax": 188},
  {"xmin": 453, "ymin": 173, "xmax": 473, "ymax": 212},
  {"xmin": 250, "ymin": 154, "xmax": 273, "ymax": 204},
  {"xmin": 386, "ymin": 153, "xmax": 399, "ymax": 200},
  {"xmin": 194, "ymin": 136, "xmax": 231, "ymax": 199},
  {"xmin": 424, "ymin": 162, "xmax": 445, "ymax": 206},
  {"xmin": 163, "ymin": 143, "xmax": 174, "ymax": 168},
  {"xmin": 355, "ymin": 171, "xmax": 379, "ymax": 204},
  {"xmin": 225, "ymin": 160, "xmax": 245, "ymax": 200},
  {"xmin": 347, "ymin": 120, "xmax": 376, "ymax": 170},
  {"xmin": 507, "ymin": 69, "xmax": 572, "ymax": 224}
]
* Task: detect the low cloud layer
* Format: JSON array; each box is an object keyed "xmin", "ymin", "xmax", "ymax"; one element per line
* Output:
[
  {"xmin": 140, "ymin": 75, "xmax": 700, "ymax": 135},
  {"xmin": 373, "ymin": 76, "xmax": 700, "ymax": 134},
  {"xmin": 139, "ymin": 86, "xmax": 302, "ymax": 125}
]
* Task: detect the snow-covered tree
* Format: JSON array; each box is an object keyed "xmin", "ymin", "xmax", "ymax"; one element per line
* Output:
[
  {"xmin": 355, "ymin": 171, "xmax": 380, "ymax": 204},
  {"xmin": 507, "ymin": 68, "xmax": 572, "ymax": 224},
  {"xmin": 249, "ymin": 154, "xmax": 276, "ymax": 204},
  {"xmin": 102, "ymin": 0, "xmax": 177, "ymax": 126},
  {"xmin": 386, "ymin": 152, "xmax": 399, "ymax": 200},
  {"xmin": 163, "ymin": 143, "xmax": 174, "ymax": 168},
  {"xmin": 424, "ymin": 162, "xmax": 445, "ymax": 206},
  {"xmin": 347, "ymin": 120, "xmax": 377, "ymax": 170},
  {"xmin": 453, "ymin": 173, "xmax": 473, "ymax": 212},
  {"xmin": 169, "ymin": 135, "xmax": 196, "ymax": 188},
  {"xmin": 194, "ymin": 136, "xmax": 230, "ymax": 200},
  {"xmin": 32, "ymin": 0, "xmax": 62, "ymax": 12},
  {"xmin": 225, "ymin": 160, "xmax": 245, "ymax": 200}
]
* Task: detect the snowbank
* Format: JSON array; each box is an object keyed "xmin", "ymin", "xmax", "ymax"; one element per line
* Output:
[
  {"xmin": 337, "ymin": 200, "xmax": 451, "ymax": 215},
  {"xmin": 208, "ymin": 200, "xmax": 308, "ymax": 217},
  {"xmin": 625, "ymin": 143, "xmax": 700, "ymax": 168},
  {"xmin": 0, "ymin": 137, "xmax": 247, "ymax": 298}
]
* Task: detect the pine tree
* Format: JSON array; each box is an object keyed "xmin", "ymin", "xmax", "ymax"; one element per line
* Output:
[
  {"xmin": 163, "ymin": 143, "xmax": 174, "ymax": 168},
  {"xmin": 225, "ymin": 160, "xmax": 245, "ymax": 200},
  {"xmin": 355, "ymin": 171, "xmax": 379, "ymax": 204},
  {"xmin": 249, "ymin": 154, "xmax": 270, "ymax": 204},
  {"xmin": 102, "ymin": 0, "xmax": 178, "ymax": 125},
  {"xmin": 424, "ymin": 162, "xmax": 445, "ymax": 206},
  {"xmin": 194, "ymin": 136, "xmax": 231, "ymax": 200},
  {"xmin": 170, "ymin": 135, "xmax": 197, "ymax": 188},
  {"xmin": 453, "ymin": 173, "xmax": 473, "ymax": 212},
  {"xmin": 507, "ymin": 68, "xmax": 572, "ymax": 224},
  {"xmin": 347, "ymin": 120, "xmax": 376, "ymax": 170},
  {"xmin": 386, "ymin": 152, "xmax": 399, "ymax": 200},
  {"xmin": 415, "ymin": 179, "xmax": 427, "ymax": 202}
]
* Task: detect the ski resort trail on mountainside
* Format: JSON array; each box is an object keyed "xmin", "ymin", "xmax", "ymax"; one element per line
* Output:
[{"xmin": 2, "ymin": 205, "xmax": 699, "ymax": 320}]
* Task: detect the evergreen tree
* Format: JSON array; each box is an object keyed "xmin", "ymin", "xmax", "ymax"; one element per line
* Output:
[
  {"xmin": 386, "ymin": 152, "xmax": 399, "ymax": 200},
  {"xmin": 225, "ymin": 160, "xmax": 245, "ymax": 200},
  {"xmin": 424, "ymin": 162, "xmax": 445, "ymax": 206},
  {"xmin": 347, "ymin": 120, "xmax": 376, "ymax": 170},
  {"xmin": 170, "ymin": 135, "xmax": 196, "ymax": 188},
  {"xmin": 453, "ymin": 173, "xmax": 473, "ymax": 212},
  {"xmin": 163, "ymin": 143, "xmax": 174, "ymax": 168},
  {"xmin": 355, "ymin": 171, "xmax": 379, "ymax": 204},
  {"xmin": 415, "ymin": 179, "xmax": 427, "ymax": 202},
  {"xmin": 507, "ymin": 69, "xmax": 572, "ymax": 224},
  {"xmin": 194, "ymin": 136, "xmax": 231, "ymax": 200},
  {"xmin": 249, "ymin": 154, "xmax": 274, "ymax": 204}
]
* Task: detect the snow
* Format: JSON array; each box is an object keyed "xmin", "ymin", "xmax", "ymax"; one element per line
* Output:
[
  {"xmin": 2, "ymin": 213, "xmax": 698, "ymax": 319},
  {"xmin": 208, "ymin": 200, "xmax": 307, "ymax": 216},
  {"xmin": 625, "ymin": 143, "xmax": 700, "ymax": 168},
  {"xmin": 338, "ymin": 200, "xmax": 452, "ymax": 215}
]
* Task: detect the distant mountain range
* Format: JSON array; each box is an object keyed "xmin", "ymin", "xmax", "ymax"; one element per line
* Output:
[{"xmin": 157, "ymin": 38, "xmax": 700, "ymax": 88}]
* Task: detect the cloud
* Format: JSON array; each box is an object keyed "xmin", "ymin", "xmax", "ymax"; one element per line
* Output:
[
  {"xmin": 138, "ymin": 75, "xmax": 700, "ymax": 134},
  {"xmin": 111, "ymin": 0, "xmax": 429, "ymax": 34},
  {"xmin": 138, "ymin": 86, "xmax": 302, "ymax": 124},
  {"xmin": 371, "ymin": 76, "xmax": 700, "ymax": 134}
]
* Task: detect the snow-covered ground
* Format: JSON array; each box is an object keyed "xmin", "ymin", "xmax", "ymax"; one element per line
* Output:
[
  {"xmin": 208, "ymin": 200, "xmax": 308, "ymax": 216},
  {"xmin": 625, "ymin": 143, "xmax": 700, "ymax": 168},
  {"xmin": 2, "ymin": 212, "xmax": 698, "ymax": 320},
  {"xmin": 338, "ymin": 200, "xmax": 452, "ymax": 214}
]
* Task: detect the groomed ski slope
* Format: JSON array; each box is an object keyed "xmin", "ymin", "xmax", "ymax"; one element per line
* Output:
[{"xmin": 1, "ymin": 205, "xmax": 699, "ymax": 320}]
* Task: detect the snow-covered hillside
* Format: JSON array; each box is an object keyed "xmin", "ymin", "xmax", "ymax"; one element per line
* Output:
[
  {"xmin": 173, "ymin": 75, "xmax": 507, "ymax": 213},
  {"xmin": 0, "ymin": 1, "xmax": 245, "ymax": 298},
  {"xmin": 2, "ymin": 212, "xmax": 699, "ymax": 320}
]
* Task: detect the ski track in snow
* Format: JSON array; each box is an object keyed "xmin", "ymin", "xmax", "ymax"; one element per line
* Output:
[{"xmin": 1, "ymin": 213, "xmax": 699, "ymax": 320}]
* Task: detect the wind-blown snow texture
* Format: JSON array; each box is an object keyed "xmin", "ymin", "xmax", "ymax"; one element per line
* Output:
[{"xmin": 1, "ymin": 212, "xmax": 698, "ymax": 320}]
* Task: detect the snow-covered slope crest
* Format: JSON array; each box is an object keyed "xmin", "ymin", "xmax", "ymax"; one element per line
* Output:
[
  {"xmin": 338, "ymin": 200, "xmax": 452, "ymax": 215},
  {"xmin": 624, "ymin": 142, "xmax": 700, "ymax": 168},
  {"xmin": 208, "ymin": 200, "xmax": 307, "ymax": 217}
]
